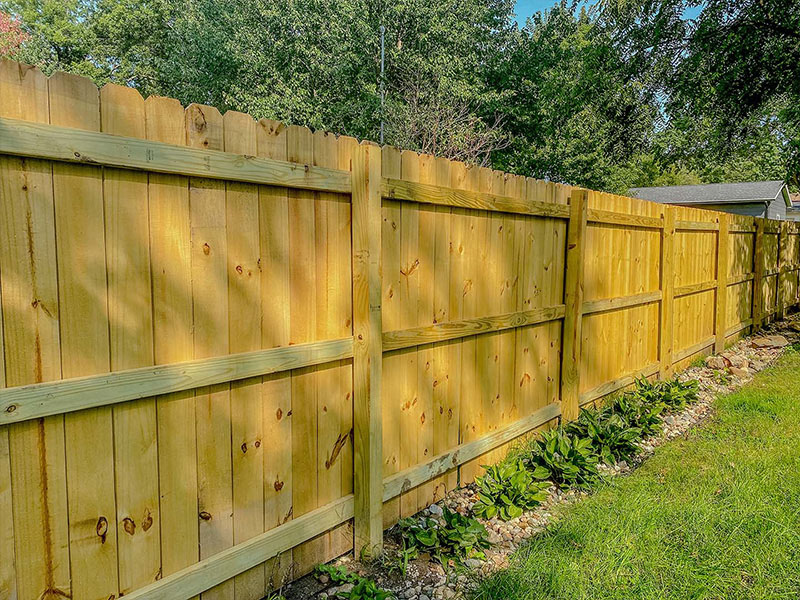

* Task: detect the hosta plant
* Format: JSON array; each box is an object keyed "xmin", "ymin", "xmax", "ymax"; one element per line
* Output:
[
  {"xmin": 612, "ymin": 392, "xmax": 664, "ymax": 436},
  {"xmin": 473, "ymin": 459, "xmax": 550, "ymax": 520},
  {"xmin": 567, "ymin": 408, "xmax": 641, "ymax": 465},
  {"xmin": 398, "ymin": 507, "xmax": 491, "ymax": 567},
  {"xmin": 658, "ymin": 378, "xmax": 699, "ymax": 410},
  {"xmin": 526, "ymin": 428, "xmax": 600, "ymax": 488}
]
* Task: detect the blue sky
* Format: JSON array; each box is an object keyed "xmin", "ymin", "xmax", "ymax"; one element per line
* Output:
[
  {"xmin": 514, "ymin": 0, "xmax": 590, "ymax": 24},
  {"xmin": 514, "ymin": 0, "xmax": 703, "ymax": 25}
]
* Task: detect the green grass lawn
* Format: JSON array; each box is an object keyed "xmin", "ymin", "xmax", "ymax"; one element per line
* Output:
[{"xmin": 472, "ymin": 346, "xmax": 800, "ymax": 600}]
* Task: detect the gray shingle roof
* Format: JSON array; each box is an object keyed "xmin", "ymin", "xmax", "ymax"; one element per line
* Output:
[{"xmin": 629, "ymin": 181, "xmax": 788, "ymax": 205}]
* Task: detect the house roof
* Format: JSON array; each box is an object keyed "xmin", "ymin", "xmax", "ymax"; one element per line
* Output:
[{"xmin": 629, "ymin": 181, "xmax": 791, "ymax": 207}]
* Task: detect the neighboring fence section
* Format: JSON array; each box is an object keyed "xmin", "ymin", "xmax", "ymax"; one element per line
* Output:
[{"xmin": 0, "ymin": 58, "xmax": 799, "ymax": 600}]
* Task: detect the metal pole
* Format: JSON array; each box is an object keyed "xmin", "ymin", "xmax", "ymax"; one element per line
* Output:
[{"xmin": 380, "ymin": 25, "xmax": 385, "ymax": 145}]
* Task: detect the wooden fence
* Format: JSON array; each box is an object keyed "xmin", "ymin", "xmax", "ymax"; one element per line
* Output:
[{"xmin": 0, "ymin": 58, "xmax": 798, "ymax": 600}]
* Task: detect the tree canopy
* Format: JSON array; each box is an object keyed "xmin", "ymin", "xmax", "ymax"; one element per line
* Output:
[{"xmin": 1, "ymin": 0, "xmax": 797, "ymax": 193}]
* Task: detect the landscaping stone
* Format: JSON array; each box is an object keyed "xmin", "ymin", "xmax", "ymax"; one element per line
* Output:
[
  {"xmin": 752, "ymin": 334, "xmax": 789, "ymax": 348},
  {"xmin": 705, "ymin": 355, "xmax": 728, "ymax": 370}
]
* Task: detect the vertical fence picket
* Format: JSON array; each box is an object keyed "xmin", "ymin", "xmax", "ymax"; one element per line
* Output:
[
  {"xmin": 715, "ymin": 214, "xmax": 729, "ymax": 353},
  {"xmin": 660, "ymin": 208, "xmax": 676, "ymax": 377}
]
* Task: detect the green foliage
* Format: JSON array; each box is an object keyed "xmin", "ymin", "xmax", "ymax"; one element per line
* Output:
[
  {"xmin": 610, "ymin": 391, "xmax": 664, "ymax": 436},
  {"xmin": 473, "ymin": 459, "xmax": 550, "ymax": 521},
  {"xmin": 526, "ymin": 428, "xmax": 600, "ymax": 488},
  {"xmin": 314, "ymin": 564, "xmax": 394, "ymax": 600},
  {"xmin": 632, "ymin": 377, "xmax": 698, "ymax": 412},
  {"xmin": 398, "ymin": 507, "xmax": 491, "ymax": 567},
  {"xmin": 566, "ymin": 408, "xmax": 641, "ymax": 465}
]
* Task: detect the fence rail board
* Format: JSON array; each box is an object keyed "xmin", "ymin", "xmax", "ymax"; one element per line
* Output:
[
  {"xmin": 0, "ymin": 338, "xmax": 354, "ymax": 424},
  {"xmin": 381, "ymin": 178, "xmax": 571, "ymax": 218},
  {"xmin": 382, "ymin": 305, "xmax": 566, "ymax": 351},
  {"xmin": 0, "ymin": 115, "xmax": 352, "ymax": 193}
]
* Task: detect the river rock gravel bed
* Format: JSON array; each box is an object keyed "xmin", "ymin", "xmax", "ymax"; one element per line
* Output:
[{"xmin": 281, "ymin": 316, "xmax": 799, "ymax": 600}]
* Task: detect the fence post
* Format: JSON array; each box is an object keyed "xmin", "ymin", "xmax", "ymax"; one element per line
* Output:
[
  {"xmin": 659, "ymin": 207, "xmax": 676, "ymax": 377},
  {"xmin": 560, "ymin": 188, "xmax": 588, "ymax": 422},
  {"xmin": 777, "ymin": 221, "xmax": 788, "ymax": 321},
  {"xmin": 714, "ymin": 213, "xmax": 729, "ymax": 353},
  {"xmin": 351, "ymin": 141, "xmax": 383, "ymax": 556},
  {"xmin": 753, "ymin": 218, "xmax": 765, "ymax": 331}
]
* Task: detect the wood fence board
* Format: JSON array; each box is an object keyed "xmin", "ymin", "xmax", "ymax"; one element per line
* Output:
[
  {"xmin": 381, "ymin": 145, "xmax": 403, "ymax": 528},
  {"xmin": 256, "ymin": 118, "xmax": 294, "ymax": 590},
  {"xmin": 49, "ymin": 70, "xmax": 121, "ymax": 600},
  {"xmin": 0, "ymin": 115, "xmax": 352, "ymax": 193},
  {"xmin": 224, "ymin": 110, "xmax": 266, "ymax": 600},
  {"xmin": 146, "ymin": 94, "xmax": 200, "ymax": 588},
  {"xmin": 101, "ymin": 82, "xmax": 161, "ymax": 595},
  {"xmin": 287, "ymin": 124, "xmax": 324, "ymax": 573},
  {"xmin": 0, "ymin": 59, "xmax": 72, "ymax": 600},
  {"xmin": 186, "ymin": 103, "xmax": 234, "ymax": 600}
]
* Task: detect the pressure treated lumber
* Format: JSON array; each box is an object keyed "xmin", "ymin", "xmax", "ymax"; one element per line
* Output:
[
  {"xmin": 560, "ymin": 189, "xmax": 588, "ymax": 422},
  {"xmin": 381, "ymin": 177, "xmax": 570, "ymax": 218},
  {"xmin": 675, "ymin": 280, "xmax": 717, "ymax": 299},
  {"xmin": 581, "ymin": 291, "xmax": 662, "ymax": 316},
  {"xmin": 659, "ymin": 208, "xmax": 676, "ymax": 378},
  {"xmin": 382, "ymin": 402, "xmax": 561, "ymax": 502},
  {"xmin": 352, "ymin": 142, "xmax": 384, "ymax": 556},
  {"xmin": 753, "ymin": 219, "xmax": 765, "ymax": 330},
  {"xmin": 579, "ymin": 361, "xmax": 660, "ymax": 406},
  {"xmin": 0, "ymin": 338, "xmax": 353, "ymax": 424},
  {"xmin": 675, "ymin": 219, "xmax": 719, "ymax": 231},
  {"xmin": 0, "ymin": 115, "xmax": 351, "ymax": 193},
  {"xmin": 715, "ymin": 214, "xmax": 730, "ymax": 353},
  {"xmin": 382, "ymin": 305, "xmax": 566, "ymax": 351},
  {"xmin": 587, "ymin": 208, "xmax": 663, "ymax": 229},
  {"xmin": 122, "ymin": 496, "xmax": 354, "ymax": 600}
]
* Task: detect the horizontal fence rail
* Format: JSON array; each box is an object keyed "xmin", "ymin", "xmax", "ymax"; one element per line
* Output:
[
  {"xmin": 0, "ymin": 338, "xmax": 354, "ymax": 423},
  {"xmin": 0, "ymin": 58, "xmax": 799, "ymax": 600}
]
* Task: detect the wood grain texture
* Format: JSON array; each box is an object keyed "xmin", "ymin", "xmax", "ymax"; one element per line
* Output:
[
  {"xmin": 588, "ymin": 208, "xmax": 663, "ymax": 229},
  {"xmin": 50, "ymin": 70, "xmax": 120, "ymax": 600},
  {"xmin": 101, "ymin": 81, "xmax": 161, "ymax": 596},
  {"xmin": 146, "ymin": 94, "xmax": 199, "ymax": 586},
  {"xmin": 0, "ymin": 115, "xmax": 351, "ymax": 193},
  {"xmin": 715, "ymin": 214, "xmax": 730, "ymax": 353},
  {"xmin": 560, "ymin": 190, "xmax": 588, "ymax": 422},
  {"xmin": 0, "ymin": 59, "xmax": 72, "ymax": 600},
  {"xmin": 383, "ymin": 403, "xmax": 561, "ymax": 502},
  {"xmin": 582, "ymin": 291, "xmax": 661, "ymax": 315},
  {"xmin": 124, "ymin": 496, "xmax": 354, "ymax": 600},
  {"xmin": 382, "ymin": 177, "xmax": 570, "ymax": 218},
  {"xmin": 352, "ymin": 142, "xmax": 384, "ymax": 555},
  {"xmin": 659, "ymin": 208, "xmax": 676, "ymax": 378}
]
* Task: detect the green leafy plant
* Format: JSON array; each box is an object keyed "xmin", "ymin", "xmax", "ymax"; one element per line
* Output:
[
  {"xmin": 526, "ymin": 428, "xmax": 600, "ymax": 488},
  {"xmin": 345, "ymin": 579, "xmax": 394, "ymax": 600},
  {"xmin": 398, "ymin": 507, "xmax": 491, "ymax": 567},
  {"xmin": 567, "ymin": 408, "xmax": 641, "ymax": 465},
  {"xmin": 473, "ymin": 459, "xmax": 550, "ymax": 520},
  {"xmin": 611, "ymin": 390, "xmax": 664, "ymax": 436},
  {"xmin": 379, "ymin": 539, "xmax": 417, "ymax": 578},
  {"xmin": 631, "ymin": 376, "xmax": 698, "ymax": 411},
  {"xmin": 315, "ymin": 564, "xmax": 353, "ymax": 585},
  {"xmin": 659, "ymin": 378, "xmax": 699, "ymax": 410},
  {"xmin": 314, "ymin": 564, "xmax": 394, "ymax": 600}
]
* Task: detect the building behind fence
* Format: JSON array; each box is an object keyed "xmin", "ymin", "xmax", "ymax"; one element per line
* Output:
[{"xmin": 0, "ymin": 58, "xmax": 798, "ymax": 600}]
